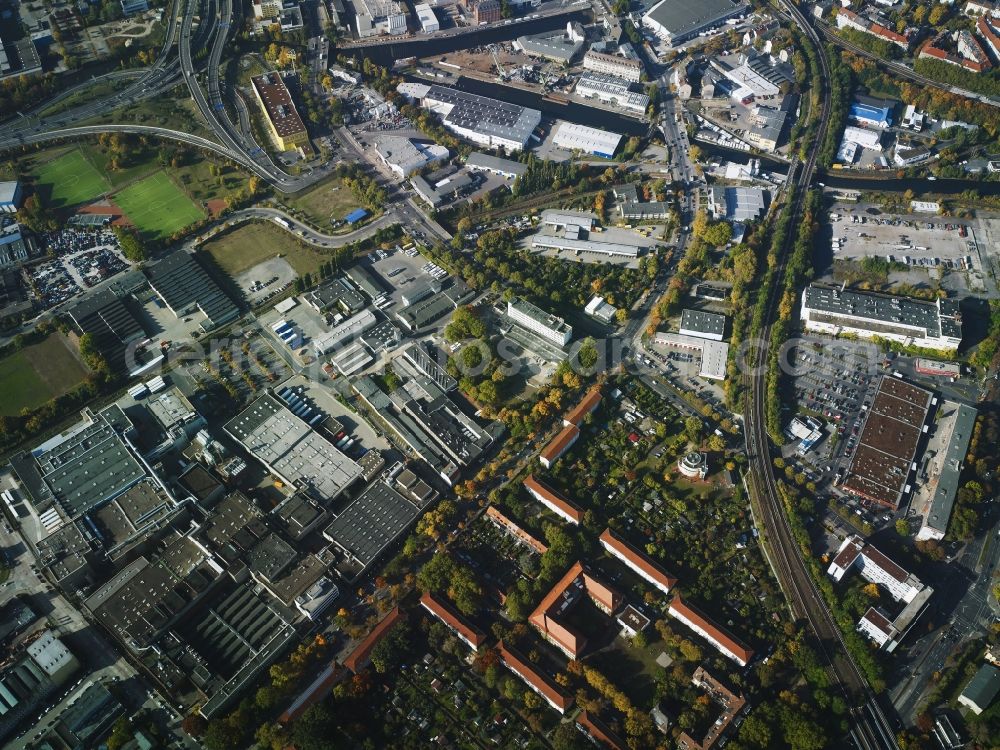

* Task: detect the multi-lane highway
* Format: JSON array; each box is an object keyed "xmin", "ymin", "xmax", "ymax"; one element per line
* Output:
[{"xmin": 743, "ymin": 4, "xmax": 901, "ymax": 750}]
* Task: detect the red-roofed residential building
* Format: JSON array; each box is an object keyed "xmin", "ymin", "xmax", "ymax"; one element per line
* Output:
[
  {"xmin": 278, "ymin": 662, "xmax": 349, "ymax": 723},
  {"xmin": 668, "ymin": 596, "xmax": 754, "ymax": 667},
  {"xmin": 523, "ymin": 475, "xmax": 583, "ymax": 525},
  {"xmin": 677, "ymin": 667, "xmax": 747, "ymax": 750},
  {"xmin": 836, "ymin": 8, "xmax": 913, "ymax": 50},
  {"xmin": 529, "ymin": 561, "xmax": 622, "ymax": 658},
  {"xmin": 563, "ymin": 387, "xmax": 602, "ymax": 427},
  {"xmin": 576, "ymin": 711, "xmax": 628, "ymax": 750},
  {"xmin": 420, "ymin": 591, "xmax": 486, "ymax": 651},
  {"xmin": 600, "ymin": 527, "xmax": 678, "ymax": 594},
  {"xmin": 343, "ymin": 606, "xmax": 402, "ymax": 673},
  {"xmin": 978, "ymin": 14, "xmax": 1000, "ymax": 58},
  {"xmin": 498, "ymin": 641, "xmax": 573, "ymax": 714},
  {"xmin": 919, "ymin": 31, "xmax": 993, "ymax": 72},
  {"xmin": 539, "ymin": 424, "xmax": 579, "ymax": 468},
  {"xmin": 485, "ymin": 506, "xmax": 548, "ymax": 553}
]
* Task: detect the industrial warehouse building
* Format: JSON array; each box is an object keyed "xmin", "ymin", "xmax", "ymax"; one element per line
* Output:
[
  {"xmin": 552, "ymin": 121, "xmax": 623, "ymax": 158},
  {"xmin": 9, "ymin": 405, "xmax": 147, "ymax": 523},
  {"xmin": 800, "ymin": 284, "xmax": 963, "ymax": 351},
  {"xmin": 414, "ymin": 2, "xmax": 438, "ymax": 32},
  {"xmin": 708, "ymin": 186, "xmax": 769, "ymax": 222},
  {"xmin": 225, "ymin": 392, "xmax": 363, "ymax": 502},
  {"xmin": 397, "ymin": 83, "xmax": 541, "ymax": 151},
  {"xmin": 373, "ymin": 135, "xmax": 449, "ymax": 177},
  {"xmin": 643, "ymin": 0, "xmax": 748, "ymax": 45},
  {"xmin": 516, "ymin": 22, "xmax": 586, "ymax": 63},
  {"xmin": 583, "ymin": 50, "xmax": 644, "ymax": 81},
  {"xmin": 465, "ymin": 151, "xmax": 528, "ymax": 179},
  {"xmin": 575, "ymin": 72, "xmax": 650, "ymax": 115},
  {"xmin": 146, "ymin": 251, "xmax": 239, "ymax": 331},
  {"xmin": 679, "ymin": 309, "xmax": 726, "ymax": 341},
  {"xmin": 839, "ymin": 375, "xmax": 933, "ymax": 509},
  {"xmin": 355, "ymin": 0, "xmax": 407, "ymax": 36}
]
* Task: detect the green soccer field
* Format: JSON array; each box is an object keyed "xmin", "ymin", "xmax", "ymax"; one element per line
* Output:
[
  {"xmin": 114, "ymin": 171, "xmax": 205, "ymax": 240},
  {"xmin": 34, "ymin": 150, "xmax": 110, "ymax": 208}
]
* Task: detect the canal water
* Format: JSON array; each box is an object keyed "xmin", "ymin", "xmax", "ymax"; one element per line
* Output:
[
  {"xmin": 343, "ymin": 11, "xmax": 589, "ymax": 68},
  {"xmin": 349, "ymin": 31, "xmax": 998, "ymax": 195}
]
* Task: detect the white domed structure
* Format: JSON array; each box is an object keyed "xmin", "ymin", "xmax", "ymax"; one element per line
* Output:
[{"xmin": 678, "ymin": 451, "xmax": 708, "ymax": 479}]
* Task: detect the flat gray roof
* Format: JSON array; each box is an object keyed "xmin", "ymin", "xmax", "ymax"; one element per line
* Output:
[
  {"xmin": 426, "ymin": 85, "xmax": 541, "ymax": 147},
  {"xmin": 962, "ymin": 664, "xmax": 1000, "ymax": 710},
  {"xmin": 323, "ymin": 482, "xmax": 420, "ymax": 567},
  {"xmin": 710, "ymin": 185, "xmax": 769, "ymax": 222},
  {"xmin": 645, "ymin": 0, "xmax": 746, "ymax": 37},
  {"xmin": 15, "ymin": 407, "xmax": 146, "ymax": 520},
  {"xmin": 923, "ymin": 403, "xmax": 977, "ymax": 535},
  {"xmin": 146, "ymin": 252, "xmax": 238, "ymax": 330},
  {"xmin": 465, "ymin": 152, "xmax": 528, "ymax": 177},
  {"xmin": 225, "ymin": 393, "xmax": 362, "ymax": 502},
  {"xmin": 509, "ymin": 297, "xmax": 572, "ymax": 335},
  {"xmin": 397, "ymin": 292, "xmax": 455, "ymax": 330},
  {"xmin": 517, "ymin": 31, "xmax": 585, "ymax": 62},
  {"xmin": 531, "ymin": 233, "xmax": 641, "ymax": 258},
  {"xmin": 0, "ymin": 180, "xmax": 19, "ymax": 205},
  {"xmin": 680, "ymin": 309, "xmax": 726, "ymax": 337},
  {"xmin": 804, "ymin": 284, "xmax": 962, "ymax": 341}
]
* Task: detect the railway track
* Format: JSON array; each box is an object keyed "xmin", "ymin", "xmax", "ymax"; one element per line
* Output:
[{"xmin": 742, "ymin": 4, "xmax": 900, "ymax": 749}]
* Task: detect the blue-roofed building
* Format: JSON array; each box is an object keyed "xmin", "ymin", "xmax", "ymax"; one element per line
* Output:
[
  {"xmin": 849, "ymin": 98, "xmax": 895, "ymax": 129},
  {"xmin": 345, "ymin": 208, "xmax": 369, "ymax": 224}
]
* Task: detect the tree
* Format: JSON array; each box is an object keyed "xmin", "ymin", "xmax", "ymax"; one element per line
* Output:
[
  {"xmin": 290, "ymin": 702, "xmax": 340, "ymax": 750},
  {"xmin": 113, "ymin": 226, "xmax": 147, "ymax": 262},
  {"xmin": 182, "ymin": 715, "xmax": 208, "ymax": 737},
  {"xmin": 577, "ymin": 337, "xmax": 599, "ymax": 370},
  {"xmin": 928, "ymin": 3, "xmax": 948, "ymax": 25},
  {"xmin": 701, "ymin": 221, "xmax": 733, "ymax": 247},
  {"xmin": 369, "ymin": 622, "xmax": 410, "ymax": 674},
  {"xmin": 895, "ymin": 518, "xmax": 909, "ymax": 536},
  {"xmin": 477, "ymin": 379, "xmax": 498, "ymax": 405},
  {"xmin": 684, "ymin": 416, "xmax": 702, "ymax": 445},
  {"xmin": 106, "ymin": 717, "xmax": 131, "ymax": 750},
  {"xmin": 552, "ymin": 722, "xmax": 590, "ymax": 750}
]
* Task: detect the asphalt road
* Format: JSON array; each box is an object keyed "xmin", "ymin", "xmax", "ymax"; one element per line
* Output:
[{"xmin": 889, "ymin": 515, "xmax": 1000, "ymax": 722}]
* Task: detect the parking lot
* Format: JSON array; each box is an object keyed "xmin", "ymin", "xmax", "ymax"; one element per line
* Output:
[
  {"xmin": 787, "ymin": 337, "xmax": 883, "ymax": 485},
  {"xmin": 827, "ymin": 208, "xmax": 981, "ymax": 275},
  {"xmin": 235, "ymin": 257, "xmax": 296, "ymax": 305},
  {"xmin": 28, "ymin": 229, "xmax": 131, "ymax": 308},
  {"xmin": 644, "ymin": 340, "xmax": 727, "ymax": 404}
]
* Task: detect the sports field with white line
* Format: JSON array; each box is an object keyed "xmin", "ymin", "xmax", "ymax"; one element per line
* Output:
[
  {"xmin": 114, "ymin": 171, "xmax": 205, "ymax": 240},
  {"xmin": 35, "ymin": 150, "xmax": 109, "ymax": 207}
]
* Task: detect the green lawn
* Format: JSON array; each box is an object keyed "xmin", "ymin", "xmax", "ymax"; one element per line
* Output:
[
  {"xmin": 0, "ymin": 335, "xmax": 90, "ymax": 415},
  {"xmin": 34, "ymin": 149, "xmax": 109, "ymax": 208},
  {"xmin": 114, "ymin": 171, "xmax": 205, "ymax": 240},
  {"xmin": 200, "ymin": 221, "xmax": 324, "ymax": 277},
  {"xmin": 589, "ymin": 635, "xmax": 666, "ymax": 709},
  {"xmin": 283, "ymin": 178, "xmax": 363, "ymax": 226}
]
